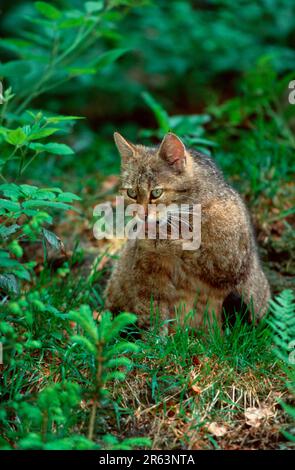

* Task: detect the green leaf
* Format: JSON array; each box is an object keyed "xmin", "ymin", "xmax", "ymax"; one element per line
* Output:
[
  {"xmin": 57, "ymin": 192, "xmax": 81, "ymax": 202},
  {"xmin": 85, "ymin": 2, "xmax": 103, "ymax": 13},
  {"xmin": 18, "ymin": 433, "xmax": 43, "ymax": 450},
  {"xmin": 105, "ymin": 357, "xmax": 132, "ymax": 369},
  {"xmin": 104, "ymin": 371, "xmax": 126, "ymax": 383},
  {"xmin": 71, "ymin": 335, "xmax": 97, "ymax": 355},
  {"xmin": 0, "ymin": 39, "xmax": 32, "ymax": 53},
  {"xmin": 33, "ymin": 187, "xmax": 62, "ymax": 194},
  {"xmin": 33, "ymin": 190, "xmax": 55, "ymax": 200},
  {"xmin": 25, "ymin": 16, "xmax": 55, "ymax": 28},
  {"xmin": 105, "ymin": 342, "xmax": 138, "ymax": 360},
  {"xmin": 0, "ymin": 251, "xmax": 21, "ymax": 268},
  {"xmin": 119, "ymin": 437, "xmax": 151, "ymax": 449},
  {"xmin": 13, "ymin": 266, "xmax": 31, "ymax": 281},
  {"xmin": 22, "ymin": 200, "xmax": 73, "ymax": 211},
  {"xmin": 20, "ymin": 185, "xmax": 38, "ymax": 197},
  {"xmin": 93, "ymin": 48, "xmax": 129, "ymax": 70},
  {"xmin": 28, "ymin": 128, "xmax": 59, "ymax": 140},
  {"xmin": 35, "ymin": 2, "xmax": 61, "ymax": 20},
  {"xmin": 59, "ymin": 17, "xmax": 85, "ymax": 29},
  {"xmin": 0, "ymin": 224, "xmax": 20, "ymax": 240},
  {"xmin": 142, "ymin": 92, "xmax": 170, "ymax": 132},
  {"xmin": 69, "ymin": 306, "xmax": 98, "ymax": 342},
  {"xmin": 0, "ymin": 274, "xmax": 18, "ymax": 293},
  {"xmin": 67, "ymin": 67, "xmax": 96, "ymax": 76},
  {"xmin": 0, "ymin": 199, "xmax": 21, "ymax": 212},
  {"xmin": 25, "ymin": 339, "xmax": 42, "ymax": 349},
  {"xmin": 6, "ymin": 128, "xmax": 27, "ymax": 146},
  {"xmin": 0, "ymin": 183, "xmax": 22, "ymax": 200},
  {"xmin": 46, "ymin": 115, "xmax": 84, "ymax": 123},
  {"xmin": 9, "ymin": 240, "xmax": 23, "ymax": 258},
  {"xmin": 281, "ymin": 401, "xmax": 295, "ymax": 419},
  {"xmin": 29, "ymin": 142, "xmax": 74, "ymax": 155},
  {"xmin": 0, "ymin": 60, "xmax": 32, "ymax": 77},
  {"xmin": 43, "ymin": 228, "xmax": 64, "ymax": 251}
]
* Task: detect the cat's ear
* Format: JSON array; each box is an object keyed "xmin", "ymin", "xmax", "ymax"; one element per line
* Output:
[
  {"xmin": 113, "ymin": 132, "xmax": 136, "ymax": 163},
  {"xmin": 159, "ymin": 133, "xmax": 186, "ymax": 171}
]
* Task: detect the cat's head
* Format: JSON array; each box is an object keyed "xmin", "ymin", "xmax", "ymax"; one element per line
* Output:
[
  {"xmin": 113, "ymin": 132, "xmax": 195, "ymax": 228},
  {"xmin": 114, "ymin": 131, "xmax": 194, "ymax": 206}
]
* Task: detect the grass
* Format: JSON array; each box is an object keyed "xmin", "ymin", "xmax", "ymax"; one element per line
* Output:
[{"xmin": 109, "ymin": 314, "xmax": 289, "ymax": 450}]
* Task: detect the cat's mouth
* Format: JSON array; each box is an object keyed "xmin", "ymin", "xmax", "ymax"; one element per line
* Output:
[
  {"xmin": 143, "ymin": 219, "xmax": 161, "ymax": 233},
  {"xmin": 143, "ymin": 216, "xmax": 187, "ymax": 237},
  {"xmin": 132, "ymin": 213, "xmax": 194, "ymax": 239}
]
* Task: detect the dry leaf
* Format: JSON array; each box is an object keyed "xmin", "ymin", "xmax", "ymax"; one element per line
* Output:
[
  {"xmin": 93, "ymin": 310, "xmax": 101, "ymax": 321},
  {"xmin": 190, "ymin": 370, "xmax": 201, "ymax": 394},
  {"xmin": 192, "ymin": 355, "xmax": 201, "ymax": 366},
  {"xmin": 191, "ymin": 384, "xmax": 201, "ymax": 394},
  {"xmin": 245, "ymin": 406, "xmax": 274, "ymax": 428},
  {"xmin": 207, "ymin": 422, "xmax": 228, "ymax": 437}
]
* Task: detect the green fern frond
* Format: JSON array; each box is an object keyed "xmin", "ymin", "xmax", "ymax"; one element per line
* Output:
[
  {"xmin": 268, "ymin": 289, "xmax": 295, "ymax": 443},
  {"xmin": 268, "ymin": 289, "xmax": 295, "ymax": 363}
]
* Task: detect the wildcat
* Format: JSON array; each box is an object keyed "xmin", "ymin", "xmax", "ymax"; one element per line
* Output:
[{"xmin": 104, "ymin": 132, "xmax": 270, "ymax": 328}]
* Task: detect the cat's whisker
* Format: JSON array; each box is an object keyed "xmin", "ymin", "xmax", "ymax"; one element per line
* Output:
[
  {"xmin": 147, "ymin": 206, "xmax": 198, "ymax": 216},
  {"xmin": 170, "ymin": 216, "xmax": 190, "ymax": 226},
  {"xmin": 167, "ymin": 220, "xmax": 182, "ymax": 233},
  {"xmin": 169, "ymin": 216, "xmax": 192, "ymax": 230},
  {"xmin": 168, "ymin": 211, "xmax": 200, "ymax": 218},
  {"xmin": 167, "ymin": 219, "xmax": 179, "ymax": 230}
]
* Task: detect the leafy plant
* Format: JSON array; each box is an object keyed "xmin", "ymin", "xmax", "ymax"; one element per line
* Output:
[
  {"xmin": 68, "ymin": 307, "xmax": 139, "ymax": 439},
  {"xmin": 268, "ymin": 290, "xmax": 295, "ymax": 442},
  {"xmin": 141, "ymin": 91, "xmax": 215, "ymax": 153},
  {"xmin": 0, "ymin": 182, "xmax": 80, "ymax": 293},
  {"xmin": 0, "ymin": 301, "xmax": 150, "ymax": 449},
  {"xmin": 0, "ymin": 1, "xmax": 131, "ymax": 115}
]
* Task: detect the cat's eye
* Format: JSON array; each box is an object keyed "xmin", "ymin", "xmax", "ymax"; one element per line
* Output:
[
  {"xmin": 127, "ymin": 188, "xmax": 137, "ymax": 199},
  {"xmin": 151, "ymin": 188, "xmax": 163, "ymax": 199}
]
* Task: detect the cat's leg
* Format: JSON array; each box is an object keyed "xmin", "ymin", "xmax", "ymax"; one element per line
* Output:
[
  {"xmin": 104, "ymin": 244, "xmax": 137, "ymax": 314},
  {"xmin": 222, "ymin": 291, "xmax": 249, "ymax": 326},
  {"xmin": 194, "ymin": 292, "xmax": 224, "ymax": 329},
  {"xmin": 173, "ymin": 289, "xmax": 224, "ymax": 330},
  {"xmin": 104, "ymin": 270, "xmax": 128, "ymax": 314}
]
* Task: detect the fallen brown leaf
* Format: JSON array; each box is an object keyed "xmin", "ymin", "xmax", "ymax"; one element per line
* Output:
[
  {"xmin": 245, "ymin": 406, "xmax": 274, "ymax": 428},
  {"xmin": 207, "ymin": 422, "xmax": 228, "ymax": 437},
  {"xmin": 191, "ymin": 384, "xmax": 201, "ymax": 394}
]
